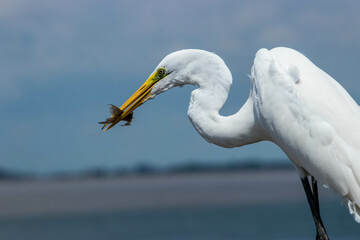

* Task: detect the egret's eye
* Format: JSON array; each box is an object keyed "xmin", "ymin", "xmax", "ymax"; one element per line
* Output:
[{"xmin": 157, "ymin": 68, "xmax": 166, "ymax": 76}]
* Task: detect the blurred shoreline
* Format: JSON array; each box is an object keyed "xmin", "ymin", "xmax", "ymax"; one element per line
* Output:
[
  {"xmin": 0, "ymin": 168, "xmax": 339, "ymax": 218},
  {"xmin": 0, "ymin": 159, "xmax": 292, "ymax": 180}
]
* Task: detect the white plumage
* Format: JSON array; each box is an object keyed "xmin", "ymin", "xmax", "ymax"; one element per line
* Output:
[
  {"xmin": 251, "ymin": 48, "xmax": 360, "ymax": 222},
  {"xmin": 101, "ymin": 47, "xmax": 360, "ymax": 235},
  {"xmin": 152, "ymin": 47, "xmax": 360, "ymax": 222}
]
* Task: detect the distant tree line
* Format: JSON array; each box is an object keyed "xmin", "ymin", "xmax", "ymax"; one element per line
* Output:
[{"xmin": 0, "ymin": 158, "xmax": 292, "ymax": 180}]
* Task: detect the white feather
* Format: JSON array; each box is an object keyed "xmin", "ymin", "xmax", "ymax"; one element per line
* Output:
[{"xmin": 148, "ymin": 47, "xmax": 360, "ymax": 223}]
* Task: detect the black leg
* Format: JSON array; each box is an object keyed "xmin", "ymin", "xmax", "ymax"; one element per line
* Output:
[
  {"xmin": 311, "ymin": 176, "xmax": 322, "ymax": 240},
  {"xmin": 311, "ymin": 176, "xmax": 320, "ymax": 216},
  {"xmin": 301, "ymin": 176, "xmax": 329, "ymax": 240}
]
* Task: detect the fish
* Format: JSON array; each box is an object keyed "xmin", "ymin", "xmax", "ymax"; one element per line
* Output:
[{"xmin": 99, "ymin": 104, "xmax": 133, "ymax": 130}]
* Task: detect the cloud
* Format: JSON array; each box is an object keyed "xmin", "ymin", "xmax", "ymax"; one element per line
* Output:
[{"xmin": 1, "ymin": 0, "xmax": 360, "ymax": 173}]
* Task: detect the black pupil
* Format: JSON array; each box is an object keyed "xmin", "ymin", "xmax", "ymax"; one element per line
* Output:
[{"xmin": 159, "ymin": 69, "xmax": 164, "ymax": 74}]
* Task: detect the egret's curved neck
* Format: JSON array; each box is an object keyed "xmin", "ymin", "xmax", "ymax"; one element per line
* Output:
[{"xmin": 187, "ymin": 69, "xmax": 264, "ymax": 148}]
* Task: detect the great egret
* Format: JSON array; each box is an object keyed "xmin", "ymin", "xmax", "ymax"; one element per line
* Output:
[{"xmin": 100, "ymin": 47, "xmax": 360, "ymax": 239}]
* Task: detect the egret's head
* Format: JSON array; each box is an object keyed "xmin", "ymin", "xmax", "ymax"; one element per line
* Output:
[{"xmin": 100, "ymin": 49, "xmax": 229, "ymax": 131}]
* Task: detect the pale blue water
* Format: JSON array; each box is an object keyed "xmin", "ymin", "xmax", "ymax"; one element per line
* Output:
[{"xmin": 0, "ymin": 201, "xmax": 359, "ymax": 240}]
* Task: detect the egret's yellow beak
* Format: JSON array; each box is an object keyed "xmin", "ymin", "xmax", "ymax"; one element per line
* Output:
[{"xmin": 99, "ymin": 67, "xmax": 166, "ymax": 131}]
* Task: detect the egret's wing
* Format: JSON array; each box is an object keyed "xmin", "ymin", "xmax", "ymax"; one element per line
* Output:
[{"xmin": 251, "ymin": 47, "xmax": 360, "ymax": 222}]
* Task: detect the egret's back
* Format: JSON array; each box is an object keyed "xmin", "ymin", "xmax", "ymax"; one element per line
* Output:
[{"xmin": 251, "ymin": 47, "xmax": 360, "ymax": 222}]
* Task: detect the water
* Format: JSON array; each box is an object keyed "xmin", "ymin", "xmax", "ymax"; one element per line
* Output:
[{"xmin": 0, "ymin": 201, "xmax": 359, "ymax": 240}]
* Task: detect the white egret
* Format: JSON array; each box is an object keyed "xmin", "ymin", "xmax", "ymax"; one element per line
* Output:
[{"xmin": 100, "ymin": 47, "xmax": 360, "ymax": 239}]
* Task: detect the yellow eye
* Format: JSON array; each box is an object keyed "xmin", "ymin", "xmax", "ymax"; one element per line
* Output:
[{"xmin": 157, "ymin": 68, "xmax": 165, "ymax": 76}]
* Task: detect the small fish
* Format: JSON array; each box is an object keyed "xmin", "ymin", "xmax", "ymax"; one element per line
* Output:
[
  {"xmin": 122, "ymin": 112, "xmax": 133, "ymax": 126},
  {"xmin": 99, "ymin": 104, "xmax": 133, "ymax": 130}
]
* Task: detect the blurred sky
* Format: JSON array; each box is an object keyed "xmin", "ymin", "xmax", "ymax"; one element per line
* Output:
[{"xmin": 1, "ymin": 0, "xmax": 360, "ymax": 174}]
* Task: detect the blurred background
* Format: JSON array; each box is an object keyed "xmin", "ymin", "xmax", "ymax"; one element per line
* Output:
[{"xmin": 0, "ymin": 0, "xmax": 360, "ymax": 239}]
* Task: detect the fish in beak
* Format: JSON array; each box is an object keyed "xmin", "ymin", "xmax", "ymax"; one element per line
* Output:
[{"xmin": 99, "ymin": 67, "xmax": 167, "ymax": 131}]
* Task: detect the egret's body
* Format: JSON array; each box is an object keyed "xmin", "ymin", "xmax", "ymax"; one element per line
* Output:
[
  {"xmin": 101, "ymin": 47, "xmax": 360, "ymax": 238},
  {"xmin": 251, "ymin": 48, "xmax": 360, "ymax": 220}
]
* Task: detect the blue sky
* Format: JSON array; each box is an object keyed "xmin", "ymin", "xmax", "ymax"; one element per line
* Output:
[{"xmin": 1, "ymin": 0, "xmax": 360, "ymax": 174}]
